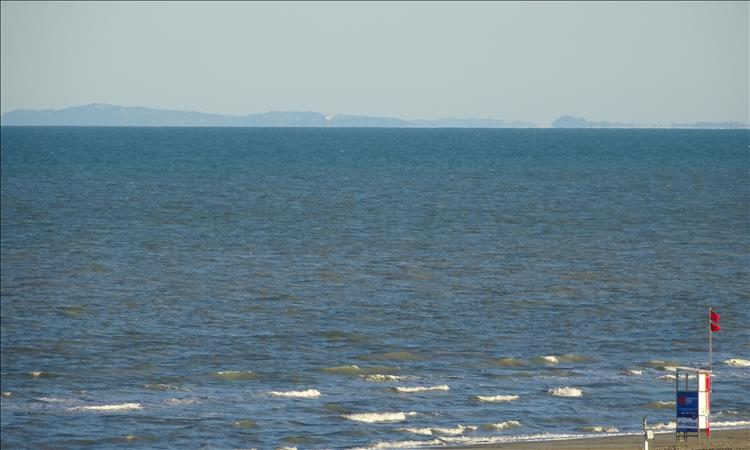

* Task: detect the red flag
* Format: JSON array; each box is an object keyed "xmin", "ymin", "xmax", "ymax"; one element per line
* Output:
[{"xmin": 710, "ymin": 308, "xmax": 720, "ymax": 332}]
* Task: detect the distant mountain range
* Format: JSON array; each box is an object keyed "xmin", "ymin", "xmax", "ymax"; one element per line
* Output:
[
  {"xmin": 0, "ymin": 104, "xmax": 534, "ymax": 128},
  {"xmin": 1, "ymin": 104, "xmax": 747, "ymax": 128}
]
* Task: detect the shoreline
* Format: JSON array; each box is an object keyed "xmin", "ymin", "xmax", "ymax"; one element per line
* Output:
[{"xmin": 442, "ymin": 429, "xmax": 750, "ymax": 450}]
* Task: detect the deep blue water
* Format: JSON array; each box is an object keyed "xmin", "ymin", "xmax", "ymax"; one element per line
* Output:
[{"xmin": 1, "ymin": 127, "xmax": 749, "ymax": 449}]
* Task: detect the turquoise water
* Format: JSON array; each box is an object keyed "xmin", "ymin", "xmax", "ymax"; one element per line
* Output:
[{"xmin": 1, "ymin": 127, "xmax": 748, "ymax": 449}]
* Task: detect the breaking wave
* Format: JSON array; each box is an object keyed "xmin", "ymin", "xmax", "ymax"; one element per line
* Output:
[
  {"xmin": 474, "ymin": 394, "xmax": 519, "ymax": 403},
  {"xmin": 269, "ymin": 389, "xmax": 321, "ymax": 398},
  {"xmin": 548, "ymin": 387, "xmax": 583, "ymax": 397},
  {"xmin": 392, "ymin": 385, "xmax": 449, "ymax": 393},
  {"xmin": 343, "ymin": 411, "xmax": 417, "ymax": 423},
  {"xmin": 399, "ymin": 424, "xmax": 477, "ymax": 436},
  {"xmin": 657, "ymin": 374, "xmax": 677, "ymax": 381},
  {"xmin": 724, "ymin": 358, "xmax": 750, "ymax": 367},
  {"xmin": 484, "ymin": 420, "xmax": 522, "ymax": 430},
  {"xmin": 578, "ymin": 426, "xmax": 619, "ymax": 433},
  {"xmin": 644, "ymin": 400, "xmax": 675, "ymax": 409},
  {"xmin": 363, "ymin": 374, "xmax": 412, "ymax": 382},
  {"xmin": 68, "ymin": 402, "xmax": 142, "ymax": 412},
  {"xmin": 211, "ymin": 370, "xmax": 260, "ymax": 380}
]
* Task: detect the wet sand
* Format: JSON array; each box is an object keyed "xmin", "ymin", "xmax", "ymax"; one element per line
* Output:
[{"xmin": 447, "ymin": 429, "xmax": 750, "ymax": 450}]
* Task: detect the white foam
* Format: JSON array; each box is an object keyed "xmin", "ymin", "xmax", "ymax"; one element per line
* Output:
[
  {"xmin": 657, "ymin": 374, "xmax": 677, "ymax": 381},
  {"xmin": 268, "ymin": 389, "xmax": 321, "ymax": 398},
  {"xmin": 486, "ymin": 420, "xmax": 522, "ymax": 430},
  {"xmin": 36, "ymin": 397, "xmax": 73, "ymax": 403},
  {"xmin": 475, "ymin": 394, "xmax": 520, "ymax": 403},
  {"xmin": 29, "ymin": 371, "xmax": 43, "ymax": 378},
  {"xmin": 400, "ymin": 424, "xmax": 477, "ymax": 436},
  {"xmin": 624, "ymin": 369, "xmax": 643, "ymax": 376},
  {"xmin": 2, "ymin": 392, "xmax": 12, "ymax": 398},
  {"xmin": 712, "ymin": 420, "xmax": 750, "ymax": 428},
  {"xmin": 548, "ymin": 387, "xmax": 583, "ymax": 397},
  {"xmin": 68, "ymin": 402, "xmax": 142, "ymax": 412},
  {"xmin": 343, "ymin": 411, "xmax": 416, "ymax": 423},
  {"xmin": 393, "ymin": 385, "xmax": 449, "ymax": 393},
  {"xmin": 580, "ymin": 426, "xmax": 619, "ymax": 433},
  {"xmin": 351, "ymin": 439, "xmax": 442, "ymax": 450},
  {"xmin": 662, "ymin": 366, "xmax": 678, "ymax": 372},
  {"xmin": 541, "ymin": 355, "xmax": 559, "ymax": 364},
  {"xmin": 363, "ymin": 374, "xmax": 412, "ymax": 382},
  {"xmin": 724, "ymin": 358, "xmax": 750, "ymax": 367}
]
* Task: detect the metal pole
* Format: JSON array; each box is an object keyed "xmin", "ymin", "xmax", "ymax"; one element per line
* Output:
[{"xmin": 708, "ymin": 306, "xmax": 714, "ymax": 371}]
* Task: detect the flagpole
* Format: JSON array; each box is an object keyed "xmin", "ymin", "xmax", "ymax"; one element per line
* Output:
[{"xmin": 708, "ymin": 306, "xmax": 714, "ymax": 371}]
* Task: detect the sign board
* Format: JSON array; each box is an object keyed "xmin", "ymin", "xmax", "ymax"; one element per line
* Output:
[{"xmin": 677, "ymin": 391, "xmax": 699, "ymax": 432}]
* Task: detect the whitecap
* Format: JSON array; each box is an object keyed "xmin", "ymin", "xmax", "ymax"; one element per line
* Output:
[
  {"xmin": 268, "ymin": 389, "xmax": 321, "ymax": 398},
  {"xmin": 541, "ymin": 355, "xmax": 559, "ymax": 364},
  {"xmin": 350, "ymin": 439, "xmax": 442, "ymax": 450},
  {"xmin": 29, "ymin": 371, "xmax": 43, "ymax": 378},
  {"xmin": 343, "ymin": 411, "xmax": 416, "ymax": 423},
  {"xmin": 400, "ymin": 424, "xmax": 477, "ymax": 436},
  {"xmin": 68, "ymin": 402, "xmax": 142, "ymax": 412},
  {"xmin": 724, "ymin": 358, "xmax": 750, "ymax": 367},
  {"xmin": 211, "ymin": 370, "xmax": 260, "ymax": 380},
  {"xmin": 623, "ymin": 369, "xmax": 643, "ymax": 376},
  {"xmin": 579, "ymin": 426, "xmax": 619, "ymax": 433},
  {"xmin": 657, "ymin": 374, "xmax": 677, "ymax": 381},
  {"xmin": 712, "ymin": 420, "xmax": 750, "ymax": 428},
  {"xmin": 393, "ymin": 385, "xmax": 449, "ymax": 393},
  {"xmin": 2, "ymin": 392, "xmax": 12, "ymax": 398},
  {"xmin": 474, "ymin": 394, "xmax": 519, "ymax": 403},
  {"xmin": 363, "ymin": 374, "xmax": 412, "ymax": 382},
  {"xmin": 485, "ymin": 420, "xmax": 522, "ymax": 430},
  {"xmin": 548, "ymin": 387, "xmax": 583, "ymax": 397}
]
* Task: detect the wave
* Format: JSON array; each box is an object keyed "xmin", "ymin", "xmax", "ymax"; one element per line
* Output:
[
  {"xmin": 321, "ymin": 365, "xmax": 400, "ymax": 376},
  {"xmin": 269, "ymin": 389, "xmax": 321, "ymax": 398},
  {"xmin": 343, "ymin": 411, "xmax": 417, "ymax": 423},
  {"xmin": 392, "ymin": 385, "xmax": 449, "ymax": 393},
  {"xmin": 164, "ymin": 398, "xmax": 201, "ymax": 405},
  {"xmin": 358, "ymin": 351, "xmax": 424, "ymax": 361},
  {"xmin": 644, "ymin": 359, "xmax": 680, "ymax": 369},
  {"xmin": 712, "ymin": 420, "xmax": 750, "ymax": 428},
  {"xmin": 578, "ymin": 426, "xmax": 619, "ymax": 433},
  {"xmin": 657, "ymin": 374, "xmax": 677, "ymax": 381},
  {"xmin": 623, "ymin": 369, "xmax": 643, "ymax": 376},
  {"xmin": 211, "ymin": 370, "xmax": 260, "ymax": 380},
  {"xmin": 651, "ymin": 422, "xmax": 676, "ymax": 431},
  {"xmin": 2, "ymin": 392, "xmax": 12, "ymax": 398},
  {"xmin": 724, "ymin": 358, "xmax": 750, "ymax": 367},
  {"xmin": 495, "ymin": 357, "xmax": 527, "ymax": 367},
  {"xmin": 484, "ymin": 420, "xmax": 522, "ymax": 430},
  {"xmin": 644, "ymin": 400, "xmax": 675, "ymax": 409},
  {"xmin": 68, "ymin": 402, "xmax": 142, "ymax": 412},
  {"xmin": 548, "ymin": 387, "xmax": 583, "ymax": 397},
  {"xmin": 363, "ymin": 374, "xmax": 412, "ymax": 382},
  {"xmin": 351, "ymin": 439, "xmax": 442, "ymax": 450},
  {"xmin": 538, "ymin": 355, "xmax": 559, "ymax": 364},
  {"xmin": 231, "ymin": 419, "xmax": 258, "ymax": 428},
  {"xmin": 399, "ymin": 424, "xmax": 477, "ymax": 436},
  {"xmin": 143, "ymin": 383, "xmax": 190, "ymax": 391},
  {"xmin": 474, "ymin": 394, "xmax": 519, "ymax": 403}
]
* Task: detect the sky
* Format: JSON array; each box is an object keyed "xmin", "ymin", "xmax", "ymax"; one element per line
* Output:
[{"xmin": 1, "ymin": 1, "xmax": 748, "ymax": 124}]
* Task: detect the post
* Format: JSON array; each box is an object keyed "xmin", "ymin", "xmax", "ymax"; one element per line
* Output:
[
  {"xmin": 708, "ymin": 306, "xmax": 714, "ymax": 371},
  {"xmin": 643, "ymin": 416, "xmax": 649, "ymax": 450}
]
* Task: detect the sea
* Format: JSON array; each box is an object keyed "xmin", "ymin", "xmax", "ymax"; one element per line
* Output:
[{"xmin": 1, "ymin": 127, "xmax": 749, "ymax": 449}]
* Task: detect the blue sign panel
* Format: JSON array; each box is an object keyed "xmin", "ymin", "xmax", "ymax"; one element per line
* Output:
[{"xmin": 676, "ymin": 391, "xmax": 698, "ymax": 432}]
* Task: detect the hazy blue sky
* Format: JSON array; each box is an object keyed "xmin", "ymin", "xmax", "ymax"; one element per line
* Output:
[{"xmin": 1, "ymin": 1, "xmax": 748, "ymax": 124}]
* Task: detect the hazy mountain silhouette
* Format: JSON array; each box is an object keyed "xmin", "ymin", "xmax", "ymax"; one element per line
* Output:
[{"xmin": 0, "ymin": 104, "xmax": 534, "ymax": 128}]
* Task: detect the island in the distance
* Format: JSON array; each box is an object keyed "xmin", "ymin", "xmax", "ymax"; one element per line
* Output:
[
  {"xmin": 1, "ymin": 104, "xmax": 747, "ymax": 128},
  {"xmin": 0, "ymin": 104, "xmax": 535, "ymax": 128}
]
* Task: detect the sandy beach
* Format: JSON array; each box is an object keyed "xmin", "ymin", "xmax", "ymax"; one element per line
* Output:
[{"xmin": 446, "ymin": 429, "xmax": 750, "ymax": 450}]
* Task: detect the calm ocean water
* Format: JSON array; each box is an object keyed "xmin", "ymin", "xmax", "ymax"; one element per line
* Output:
[{"xmin": 1, "ymin": 127, "xmax": 749, "ymax": 449}]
